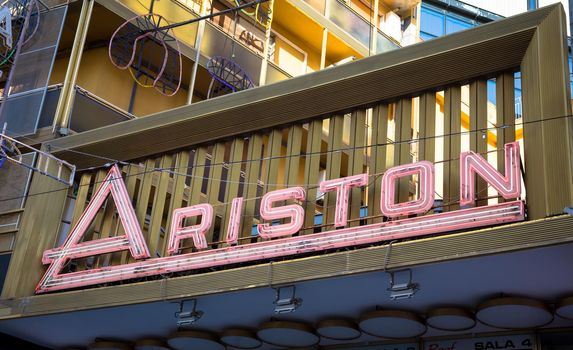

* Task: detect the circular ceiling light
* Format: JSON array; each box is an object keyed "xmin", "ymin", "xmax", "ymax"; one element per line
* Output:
[
  {"xmin": 88, "ymin": 341, "xmax": 131, "ymax": 350},
  {"xmin": 135, "ymin": 339, "xmax": 171, "ymax": 350},
  {"xmin": 476, "ymin": 297, "xmax": 553, "ymax": 329},
  {"xmin": 316, "ymin": 319, "xmax": 361, "ymax": 340},
  {"xmin": 359, "ymin": 310, "xmax": 426, "ymax": 339},
  {"xmin": 257, "ymin": 321, "xmax": 319, "ymax": 347},
  {"xmin": 220, "ymin": 328, "xmax": 262, "ymax": 349},
  {"xmin": 168, "ymin": 330, "xmax": 225, "ymax": 350},
  {"xmin": 426, "ymin": 307, "xmax": 476, "ymax": 331},
  {"xmin": 556, "ymin": 296, "xmax": 573, "ymax": 320}
]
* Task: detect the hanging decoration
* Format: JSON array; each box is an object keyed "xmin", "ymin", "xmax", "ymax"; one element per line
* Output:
[{"xmin": 109, "ymin": 12, "xmax": 183, "ymax": 97}]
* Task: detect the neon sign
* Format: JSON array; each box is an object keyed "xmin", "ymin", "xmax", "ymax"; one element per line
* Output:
[{"xmin": 36, "ymin": 142, "xmax": 524, "ymax": 293}]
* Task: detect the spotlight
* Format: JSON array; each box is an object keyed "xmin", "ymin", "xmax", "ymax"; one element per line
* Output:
[
  {"xmin": 273, "ymin": 285, "xmax": 302, "ymax": 314},
  {"xmin": 174, "ymin": 299, "xmax": 203, "ymax": 327},
  {"xmin": 387, "ymin": 270, "xmax": 418, "ymax": 300}
]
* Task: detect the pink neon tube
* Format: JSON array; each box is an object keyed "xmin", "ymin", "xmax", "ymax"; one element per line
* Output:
[
  {"xmin": 168, "ymin": 203, "xmax": 213, "ymax": 254},
  {"xmin": 257, "ymin": 187, "xmax": 306, "ymax": 239},
  {"xmin": 460, "ymin": 142, "xmax": 521, "ymax": 206},
  {"xmin": 319, "ymin": 173, "xmax": 368, "ymax": 227},
  {"xmin": 37, "ymin": 201, "xmax": 524, "ymax": 293},
  {"xmin": 380, "ymin": 161, "xmax": 435, "ymax": 217}
]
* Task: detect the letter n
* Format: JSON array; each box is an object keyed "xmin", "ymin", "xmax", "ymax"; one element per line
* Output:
[
  {"xmin": 36, "ymin": 165, "xmax": 150, "ymax": 293},
  {"xmin": 460, "ymin": 142, "xmax": 521, "ymax": 206}
]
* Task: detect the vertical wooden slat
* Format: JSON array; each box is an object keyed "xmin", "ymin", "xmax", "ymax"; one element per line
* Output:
[
  {"xmin": 302, "ymin": 120, "xmax": 323, "ymax": 234},
  {"xmin": 324, "ymin": 115, "xmax": 344, "ymax": 229},
  {"xmin": 135, "ymin": 159, "xmax": 156, "ymax": 241},
  {"xmin": 443, "ymin": 87, "xmax": 461, "ymax": 211},
  {"xmin": 95, "ymin": 175, "xmax": 118, "ymax": 267},
  {"xmin": 70, "ymin": 173, "xmax": 92, "ymax": 228},
  {"xmin": 147, "ymin": 155, "xmax": 173, "ymax": 257},
  {"xmin": 75, "ymin": 170, "xmax": 108, "ymax": 268},
  {"xmin": 188, "ymin": 148, "xmax": 207, "ymax": 208},
  {"xmin": 470, "ymin": 80, "xmax": 489, "ymax": 206},
  {"xmin": 220, "ymin": 139, "xmax": 245, "ymax": 245},
  {"xmin": 368, "ymin": 104, "xmax": 388, "ymax": 224},
  {"xmin": 496, "ymin": 71, "xmax": 516, "ymax": 180},
  {"xmin": 241, "ymin": 134, "xmax": 263, "ymax": 241},
  {"xmin": 160, "ymin": 151, "xmax": 191, "ymax": 255},
  {"xmin": 183, "ymin": 147, "xmax": 207, "ymax": 252},
  {"xmin": 419, "ymin": 92, "xmax": 436, "ymax": 163},
  {"xmin": 263, "ymin": 129, "xmax": 283, "ymax": 192},
  {"xmin": 117, "ymin": 164, "xmax": 142, "ymax": 264},
  {"xmin": 394, "ymin": 99, "xmax": 413, "ymax": 204},
  {"xmin": 348, "ymin": 110, "xmax": 366, "ymax": 226},
  {"xmin": 205, "ymin": 143, "xmax": 226, "ymax": 244},
  {"xmin": 284, "ymin": 125, "xmax": 303, "ymax": 187}
]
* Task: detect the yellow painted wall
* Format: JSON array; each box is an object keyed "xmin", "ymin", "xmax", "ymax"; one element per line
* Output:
[
  {"xmin": 75, "ymin": 48, "xmax": 135, "ymax": 111},
  {"xmin": 122, "ymin": 0, "xmax": 199, "ymax": 48},
  {"xmin": 51, "ymin": 47, "xmax": 188, "ymax": 117},
  {"xmin": 272, "ymin": 22, "xmax": 321, "ymax": 73}
]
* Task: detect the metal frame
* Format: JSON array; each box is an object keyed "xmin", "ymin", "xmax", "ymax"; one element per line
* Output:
[{"xmin": 1, "ymin": 4, "xmax": 572, "ymax": 311}]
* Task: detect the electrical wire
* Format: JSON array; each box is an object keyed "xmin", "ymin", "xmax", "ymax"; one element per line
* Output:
[{"xmin": 0, "ymin": 110, "xmax": 568, "ymax": 206}]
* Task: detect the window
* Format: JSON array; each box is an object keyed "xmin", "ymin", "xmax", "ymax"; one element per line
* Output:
[
  {"xmin": 445, "ymin": 15, "xmax": 472, "ymax": 34},
  {"xmin": 420, "ymin": 3, "xmax": 479, "ymax": 41},
  {"xmin": 420, "ymin": 5, "xmax": 444, "ymax": 39}
]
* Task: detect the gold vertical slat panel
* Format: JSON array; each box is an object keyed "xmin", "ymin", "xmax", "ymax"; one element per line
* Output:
[
  {"xmin": 115, "ymin": 164, "xmax": 142, "ymax": 265},
  {"xmin": 241, "ymin": 134, "xmax": 263, "ymax": 242},
  {"xmin": 188, "ymin": 148, "xmax": 207, "ymax": 208},
  {"xmin": 205, "ymin": 143, "xmax": 226, "ymax": 244},
  {"xmin": 368, "ymin": 104, "xmax": 389, "ymax": 224},
  {"xmin": 263, "ymin": 129, "xmax": 283, "ymax": 192},
  {"xmin": 418, "ymin": 92, "xmax": 436, "ymax": 163},
  {"xmin": 182, "ymin": 147, "xmax": 206, "ymax": 252},
  {"xmin": 147, "ymin": 155, "xmax": 173, "ymax": 257},
  {"xmin": 86, "ymin": 170, "xmax": 108, "ymax": 245},
  {"xmin": 324, "ymin": 115, "xmax": 344, "ymax": 230},
  {"xmin": 260, "ymin": 129, "xmax": 283, "ymax": 237},
  {"xmin": 284, "ymin": 125, "xmax": 303, "ymax": 187},
  {"xmin": 70, "ymin": 173, "xmax": 92, "ymax": 228},
  {"xmin": 1, "ymin": 164, "xmax": 71, "ymax": 298},
  {"xmin": 220, "ymin": 139, "xmax": 245, "ymax": 245},
  {"xmin": 469, "ymin": 80, "xmax": 489, "ymax": 207},
  {"xmin": 161, "ymin": 151, "xmax": 191, "ymax": 254},
  {"xmin": 521, "ymin": 6, "xmax": 573, "ymax": 219},
  {"xmin": 443, "ymin": 87, "xmax": 462, "ymax": 212},
  {"xmin": 348, "ymin": 110, "xmax": 366, "ymax": 226},
  {"xmin": 393, "ymin": 99, "xmax": 413, "ymax": 204},
  {"xmin": 95, "ymin": 176, "xmax": 119, "ymax": 268},
  {"xmin": 283, "ymin": 125, "xmax": 303, "ymax": 230},
  {"xmin": 496, "ymin": 71, "xmax": 516, "ymax": 180},
  {"xmin": 135, "ymin": 159, "xmax": 156, "ymax": 242},
  {"xmin": 302, "ymin": 120, "xmax": 323, "ymax": 234}
]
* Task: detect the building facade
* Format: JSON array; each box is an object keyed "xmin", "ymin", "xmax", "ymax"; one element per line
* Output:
[{"xmin": 0, "ymin": 1, "xmax": 573, "ymax": 350}]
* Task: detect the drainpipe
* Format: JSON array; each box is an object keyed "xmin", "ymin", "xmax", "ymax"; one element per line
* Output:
[
  {"xmin": 53, "ymin": 0, "xmax": 94, "ymax": 135},
  {"xmin": 187, "ymin": 0, "xmax": 209, "ymax": 104},
  {"xmin": 259, "ymin": 0, "xmax": 275, "ymax": 86}
]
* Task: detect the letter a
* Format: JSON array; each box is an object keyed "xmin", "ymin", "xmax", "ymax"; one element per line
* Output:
[{"xmin": 36, "ymin": 165, "xmax": 150, "ymax": 294}]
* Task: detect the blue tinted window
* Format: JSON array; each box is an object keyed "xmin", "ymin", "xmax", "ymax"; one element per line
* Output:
[
  {"xmin": 420, "ymin": 32, "xmax": 436, "ymax": 41},
  {"xmin": 569, "ymin": 54, "xmax": 573, "ymax": 95},
  {"xmin": 420, "ymin": 6, "xmax": 445, "ymax": 37},
  {"xmin": 445, "ymin": 15, "xmax": 472, "ymax": 34},
  {"xmin": 487, "ymin": 79, "xmax": 496, "ymax": 105}
]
